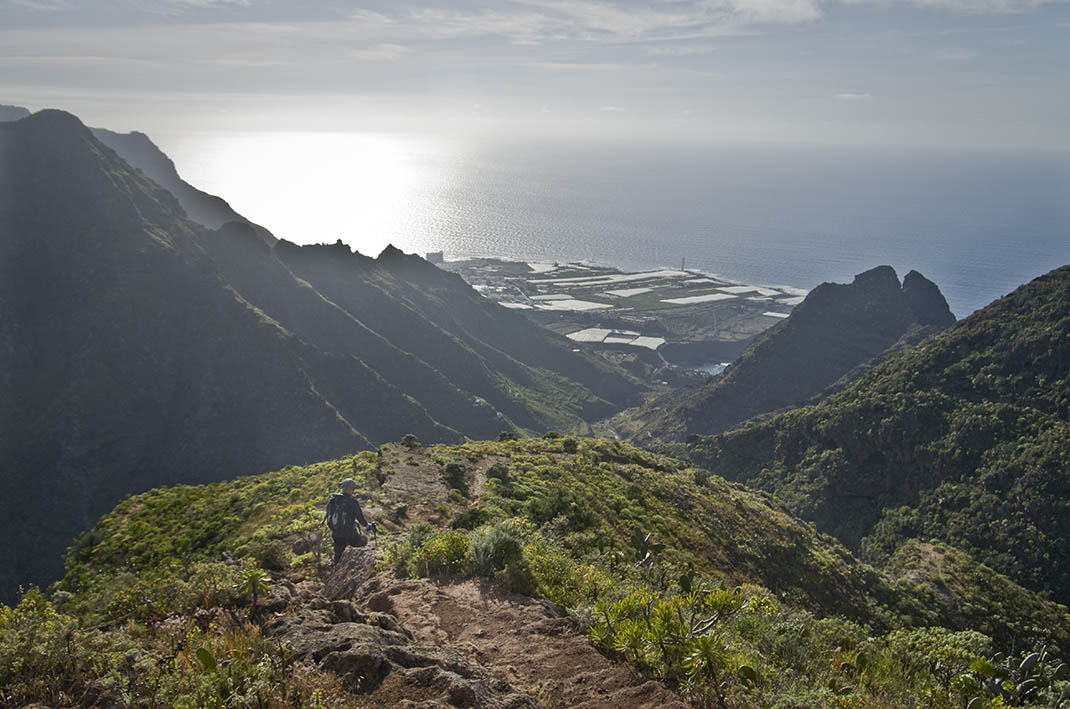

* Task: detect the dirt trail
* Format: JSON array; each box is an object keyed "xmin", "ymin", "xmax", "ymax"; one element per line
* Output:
[
  {"xmin": 381, "ymin": 446, "xmax": 449, "ymax": 507},
  {"xmin": 357, "ymin": 574, "xmax": 688, "ymax": 709}
]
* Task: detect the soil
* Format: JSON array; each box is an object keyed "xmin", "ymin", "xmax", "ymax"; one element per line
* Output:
[
  {"xmin": 357, "ymin": 573, "xmax": 688, "ymax": 709},
  {"xmin": 279, "ymin": 547, "xmax": 689, "ymax": 708}
]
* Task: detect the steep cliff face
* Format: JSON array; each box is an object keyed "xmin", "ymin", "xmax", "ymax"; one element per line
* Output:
[
  {"xmin": 902, "ymin": 269, "xmax": 956, "ymax": 326},
  {"xmin": 0, "ymin": 110, "xmax": 644, "ymax": 601},
  {"xmin": 624, "ymin": 265, "xmax": 955, "ymax": 442},
  {"xmin": 90, "ymin": 127, "xmax": 276, "ymax": 243}
]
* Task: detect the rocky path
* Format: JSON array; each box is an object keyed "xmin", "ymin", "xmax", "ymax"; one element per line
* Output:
[
  {"xmin": 270, "ymin": 548, "xmax": 688, "ymax": 708},
  {"xmin": 358, "ymin": 574, "xmax": 688, "ymax": 709}
]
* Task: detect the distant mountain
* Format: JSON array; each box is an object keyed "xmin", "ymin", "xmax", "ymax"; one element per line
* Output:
[
  {"xmin": 0, "ymin": 109, "xmax": 644, "ymax": 601},
  {"xmin": 619, "ymin": 265, "xmax": 955, "ymax": 442},
  {"xmin": 0, "ymin": 104, "xmax": 30, "ymax": 121},
  {"xmin": 684, "ymin": 266, "xmax": 1070, "ymax": 603},
  {"xmin": 90, "ymin": 127, "xmax": 276, "ymax": 243},
  {"xmin": 1, "ymin": 103, "xmax": 274, "ymax": 241}
]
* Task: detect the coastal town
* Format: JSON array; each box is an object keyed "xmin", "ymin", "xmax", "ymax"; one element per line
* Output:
[{"xmin": 436, "ymin": 256, "xmax": 807, "ymax": 372}]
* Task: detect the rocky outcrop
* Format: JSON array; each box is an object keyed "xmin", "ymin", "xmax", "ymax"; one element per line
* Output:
[
  {"xmin": 323, "ymin": 545, "xmax": 380, "ymax": 601},
  {"xmin": 275, "ymin": 549, "xmax": 687, "ymax": 708},
  {"xmin": 903, "ymin": 269, "xmax": 956, "ymax": 326},
  {"xmin": 626, "ymin": 265, "xmax": 956, "ymax": 442},
  {"xmin": 268, "ymin": 603, "xmax": 538, "ymax": 707}
]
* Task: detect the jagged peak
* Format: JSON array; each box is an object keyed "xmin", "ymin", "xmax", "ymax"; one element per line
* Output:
[
  {"xmin": 851, "ymin": 264, "xmax": 900, "ymax": 289},
  {"xmin": 903, "ymin": 269, "xmax": 956, "ymax": 325},
  {"xmin": 377, "ymin": 243, "xmax": 406, "ymax": 260}
]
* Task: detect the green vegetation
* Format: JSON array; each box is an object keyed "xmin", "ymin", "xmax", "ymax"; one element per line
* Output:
[
  {"xmin": 684, "ymin": 266, "xmax": 1070, "ymax": 605},
  {"xmin": 2, "ymin": 437, "xmax": 1067, "ymax": 707}
]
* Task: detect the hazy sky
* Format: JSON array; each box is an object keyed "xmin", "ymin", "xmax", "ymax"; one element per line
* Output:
[{"xmin": 2, "ymin": 0, "xmax": 1068, "ymax": 147}]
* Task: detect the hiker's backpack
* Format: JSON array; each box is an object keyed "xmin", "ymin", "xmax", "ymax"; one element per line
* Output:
[{"xmin": 326, "ymin": 494, "xmax": 347, "ymax": 531}]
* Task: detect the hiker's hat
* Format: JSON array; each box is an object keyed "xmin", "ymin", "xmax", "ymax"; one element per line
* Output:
[{"xmin": 339, "ymin": 478, "xmax": 358, "ymax": 491}]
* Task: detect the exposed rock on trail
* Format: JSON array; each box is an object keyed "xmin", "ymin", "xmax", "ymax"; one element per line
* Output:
[
  {"xmin": 356, "ymin": 574, "xmax": 688, "ymax": 709},
  {"xmin": 272, "ymin": 548, "xmax": 686, "ymax": 708}
]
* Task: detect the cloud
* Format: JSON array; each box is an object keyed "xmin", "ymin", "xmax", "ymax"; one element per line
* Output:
[
  {"xmin": 167, "ymin": 0, "xmax": 250, "ymax": 7},
  {"xmin": 841, "ymin": 0, "xmax": 1070, "ymax": 14},
  {"xmin": 7, "ymin": 0, "xmax": 74, "ymax": 10},
  {"xmin": 600, "ymin": 104, "xmax": 624, "ymax": 110},
  {"xmin": 835, "ymin": 92, "xmax": 874, "ymax": 100},
  {"xmin": 340, "ymin": 0, "xmax": 817, "ymax": 48},
  {"xmin": 351, "ymin": 43, "xmax": 410, "ymax": 61},
  {"xmin": 646, "ymin": 43, "xmax": 715, "ymax": 56},
  {"xmin": 934, "ymin": 47, "xmax": 977, "ymax": 60}
]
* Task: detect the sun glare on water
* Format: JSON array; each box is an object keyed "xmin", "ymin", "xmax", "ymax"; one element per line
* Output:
[{"xmin": 163, "ymin": 131, "xmax": 448, "ymax": 257}]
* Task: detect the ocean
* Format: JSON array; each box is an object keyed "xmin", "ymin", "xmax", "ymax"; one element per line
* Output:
[{"xmin": 158, "ymin": 131, "xmax": 1070, "ymax": 317}]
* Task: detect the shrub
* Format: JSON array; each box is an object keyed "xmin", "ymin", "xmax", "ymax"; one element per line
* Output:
[
  {"xmin": 394, "ymin": 503, "xmax": 408, "ymax": 519},
  {"xmin": 400, "ymin": 433, "xmax": 420, "ymax": 449},
  {"xmin": 247, "ymin": 535, "xmax": 290, "ymax": 571},
  {"xmin": 382, "ymin": 522, "xmax": 434, "ymax": 576},
  {"xmin": 452, "ymin": 508, "xmax": 494, "ymax": 530},
  {"xmin": 499, "ymin": 559, "xmax": 539, "ymax": 595},
  {"xmin": 527, "ymin": 485, "xmax": 597, "ymax": 533},
  {"xmin": 498, "ymin": 430, "xmax": 518, "ymax": 442},
  {"xmin": 487, "ymin": 462, "xmax": 510, "ymax": 482},
  {"xmin": 469, "ymin": 522, "xmax": 524, "ymax": 576},
  {"xmin": 409, "ymin": 531, "xmax": 469, "ymax": 577},
  {"xmin": 543, "ymin": 431, "xmax": 563, "ymax": 439},
  {"xmin": 562, "ymin": 437, "xmax": 579, "ymax": 454},
  {"xmin": 443, "ymin": 461, "xmax": 468, "ymax": 494}
]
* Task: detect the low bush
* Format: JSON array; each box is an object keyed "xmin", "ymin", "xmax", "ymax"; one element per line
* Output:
[
  {"xmin": 442, "ymin": 461, "xmax": 468, "ymax": 494},
  {"xmin": 486, "ymin": 462, "xmax": 510, "ymax": 482},
  {"xmin": 451, "ymin": 508, "xmax": 494, "ymax": 530},
  {"xmin": 469, "ymin": 521, "xmax": 524, "ymax": 576},
  {"xmin": 408, "ymin": 530, "xmax": 469, "ymax": 577}
]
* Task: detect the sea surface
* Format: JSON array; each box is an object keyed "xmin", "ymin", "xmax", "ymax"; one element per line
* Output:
[{"xmin": 158, "ymin": 131, "xmax": 1070, "ymax": 317}]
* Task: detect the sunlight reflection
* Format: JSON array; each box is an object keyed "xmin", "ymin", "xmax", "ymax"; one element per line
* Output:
[{"xmin": 164, "ymin": 131, "xmax": 447, "ymax": 257}]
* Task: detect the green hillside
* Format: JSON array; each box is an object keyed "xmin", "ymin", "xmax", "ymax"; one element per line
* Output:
[
  {"xmin": 683, "ymin": 265, "xmax": 1070, "ymax": 604},
  {"xmin": 3, "ymin": 438, "xmax": 1066, "ymax": 707}
]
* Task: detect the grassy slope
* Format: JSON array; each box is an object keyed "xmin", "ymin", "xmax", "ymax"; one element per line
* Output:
[
  {"xmin": 4, "ymin": 437, "xmax": 1066, "ymax": 707},
  {"xmin": 56, "ymin": 438, "xmax": 1068, "ymax": 649}
]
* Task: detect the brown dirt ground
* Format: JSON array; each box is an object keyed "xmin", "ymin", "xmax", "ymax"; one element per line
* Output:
[{"xmin": 357, "ymin": 573, "xmax": 688, "ymax": 709}]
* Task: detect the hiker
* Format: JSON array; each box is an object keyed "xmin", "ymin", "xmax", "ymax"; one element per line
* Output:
[{"xmin": 326, "ymin": 478, "xmax": 371, "ymax": 564}]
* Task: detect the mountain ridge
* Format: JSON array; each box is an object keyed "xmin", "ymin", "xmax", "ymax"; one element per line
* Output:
[
  {"xmin": 90, "ymin": 126, "xmax": 277, "ymax": 244},
  {"xmin": 0, "ymin": 109, "xmax": 645, "ymax": 601},
  {"xmin": 618, "ymin": 264, "xmax": 955, "ymax": 443}
]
